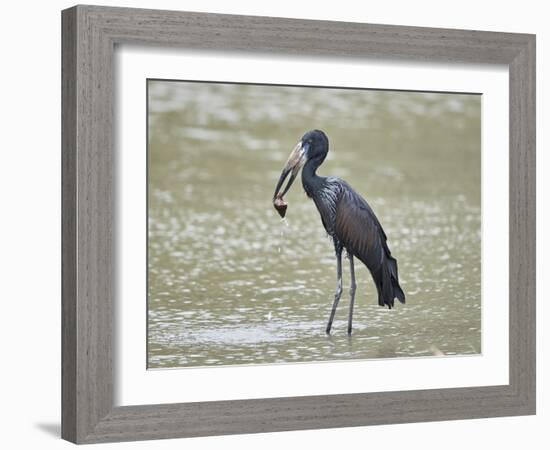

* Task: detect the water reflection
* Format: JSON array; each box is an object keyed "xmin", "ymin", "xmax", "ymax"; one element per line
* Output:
[{"xmin": 148, "ymin": 81, "xmax": 481, "ymax": 368}]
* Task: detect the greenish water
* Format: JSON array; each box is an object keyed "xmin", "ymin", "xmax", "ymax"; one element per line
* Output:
[{"xmin": 147, "ymin": 80, "xmax": 481, "ymax": 369}]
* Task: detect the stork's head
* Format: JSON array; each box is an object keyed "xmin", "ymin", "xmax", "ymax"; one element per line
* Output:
[
  {"xmin": 300, "ymin": 129, "xmax": 329, "ymax": 164},
  {"xmin": 272, "ymin": 130, "xmax": 329, "ymax": 202}
]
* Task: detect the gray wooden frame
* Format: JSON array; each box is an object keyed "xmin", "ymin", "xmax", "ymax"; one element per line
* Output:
[{"xmin": 61, "ymin": 4, "xmax": 536, "ymax": 444}]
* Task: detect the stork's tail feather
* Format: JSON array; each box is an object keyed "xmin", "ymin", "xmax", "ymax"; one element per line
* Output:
[
  {"xmin": 374, "ymin": 256, "xmax": 405, "ymax": 308},
  {"xmin": 392, "ymin": 278, "xmax": 405, "ymax": 304}
]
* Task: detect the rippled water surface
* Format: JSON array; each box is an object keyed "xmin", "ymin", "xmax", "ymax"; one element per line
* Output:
[{"xmin": 147, "ymin": 81, "xmax": 481, "ymax": 368}]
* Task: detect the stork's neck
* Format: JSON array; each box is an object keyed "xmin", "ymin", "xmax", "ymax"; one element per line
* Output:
[{"xmin": 302, "ymin": 158, "xmax": 325, "ymax": 198}]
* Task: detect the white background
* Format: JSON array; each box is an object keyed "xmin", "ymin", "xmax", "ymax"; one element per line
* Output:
[
  {"xmin": 0, "ymin": 1, "xmax": 546, "ymax": 449},
  {"xmin": 117, "ymin": 49, "xmax": 509, "ymax": 405}
]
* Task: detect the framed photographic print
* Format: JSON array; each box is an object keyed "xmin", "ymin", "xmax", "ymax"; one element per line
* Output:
[{"xmin": 61, "ymin": 4, "xmax": 536, "ymax": 444}]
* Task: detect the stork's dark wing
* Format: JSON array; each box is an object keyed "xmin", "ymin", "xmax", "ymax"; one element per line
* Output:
[{"xmin": 333, "ymin": 181, "xmax": 389, "ymax": 271}]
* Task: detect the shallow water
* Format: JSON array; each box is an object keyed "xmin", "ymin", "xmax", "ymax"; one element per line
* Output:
[{"xmin": 147, "ymin": 81, "xmax": 481, "ymax": 368}]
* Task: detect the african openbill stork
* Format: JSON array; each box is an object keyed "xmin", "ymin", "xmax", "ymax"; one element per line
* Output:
[{"xmin": 273, "ymin": 130, "xmax": 405, "ymax": 335}]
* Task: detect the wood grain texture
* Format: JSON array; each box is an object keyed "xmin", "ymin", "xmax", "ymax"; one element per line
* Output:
[
  {"xmin": 61, "ymin": 4, "xmax": 536, "ymax": 444},
  {"xmin": 62, "ymin": 5, "xmax": 114, "ymax": 442},
  {"xmin": 61, "ymin": 7, "xmax": 77, "ymax": 443},
  {"xmin": 508, "ymin": 37, "xmax": 536, "ymax": 409}
]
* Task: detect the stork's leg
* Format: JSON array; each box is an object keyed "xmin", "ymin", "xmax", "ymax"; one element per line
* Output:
[
  {"xmin": 347, "ymin": 253, "xmax": 357, "ymax": 335},
  {"xmin": 326, "ymin": 248, "xmax": 343, "ymax": 334}
]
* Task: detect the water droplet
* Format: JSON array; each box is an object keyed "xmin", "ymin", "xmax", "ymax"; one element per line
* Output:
[{"xmin": 277, "ymin": 217, "xmax": 288, "ymax": 254}]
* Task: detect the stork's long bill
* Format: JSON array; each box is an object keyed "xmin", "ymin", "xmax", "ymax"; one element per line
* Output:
[{"xmin": 272, "ymin": 141, "xmax": 308, "ymax": 217}]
